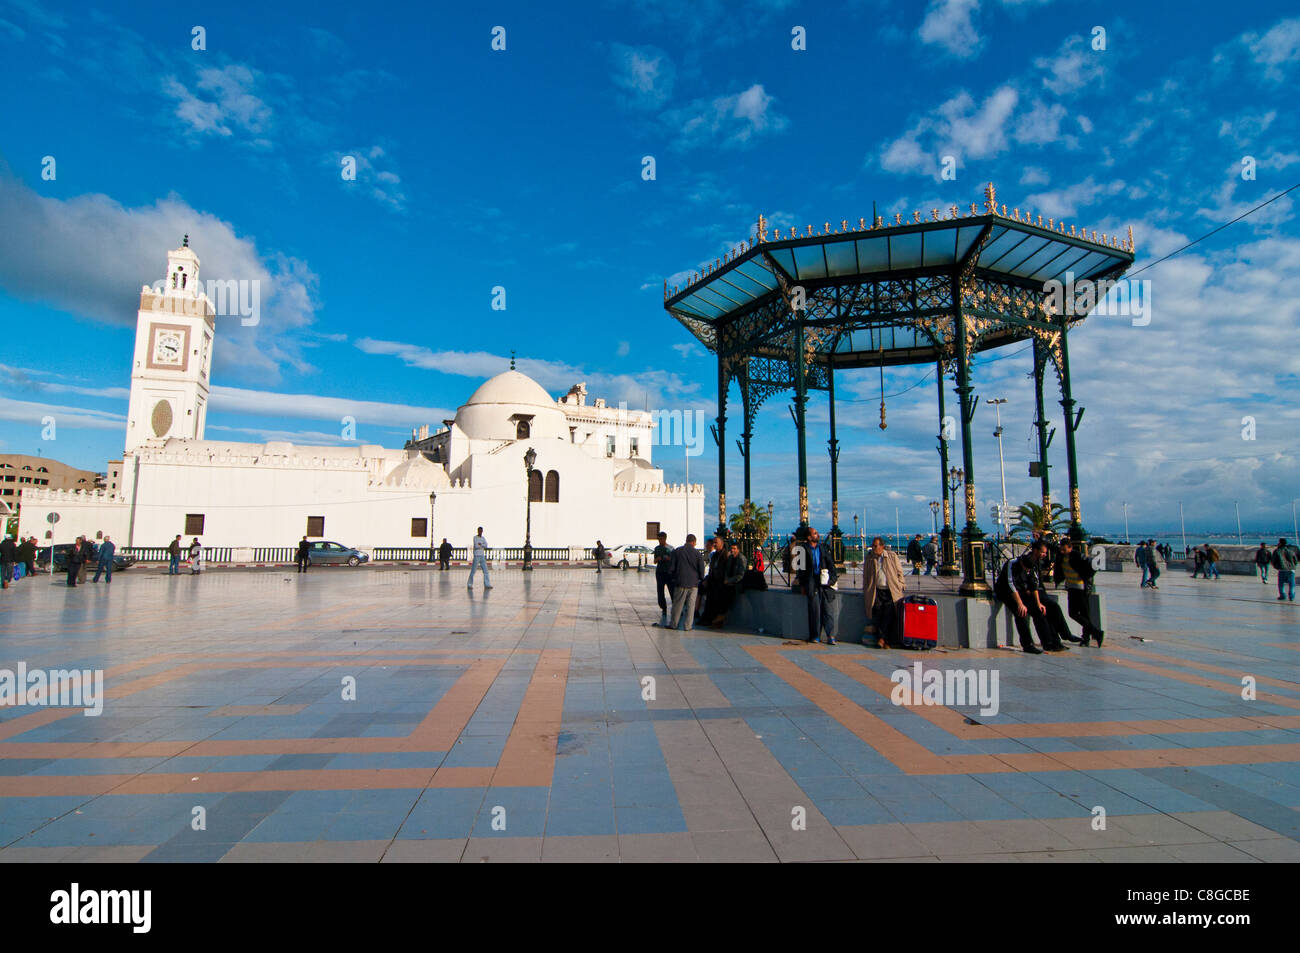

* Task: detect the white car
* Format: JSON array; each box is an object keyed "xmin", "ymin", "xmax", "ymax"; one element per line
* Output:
[{"xmin": 601, "ymin": 544, "xmax": 655, "ymax": 569}]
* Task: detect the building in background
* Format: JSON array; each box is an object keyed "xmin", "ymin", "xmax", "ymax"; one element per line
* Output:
[{"xmin": 19, "ymin": 240, "xmax": 704, "ymax": 551}]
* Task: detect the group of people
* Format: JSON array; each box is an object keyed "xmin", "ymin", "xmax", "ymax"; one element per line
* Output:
[
  {"xmin": 1188, "ymin": 544, "xmax": 1221, "ymax": 580},
  {"xmin": 0, "ymin": 535, "xmax": 38, "ymax": 589},
  {"xmin": 904, "ymin": 534, "xmax": 940, "ymax": 575},
  {"xmin": 165, "ymin": 535, "xmax": 204, "ymax": 575},
  {"xmin": 1257, "ymin": 539, "xmax": 1299, "ymax": 601},
  {"xmin": 1134, "ymin": 539, "xmax": 1164, "ymax": 588},
  {"xmin": 654, "ymin": 531, "xmax": 759, "ymax": 632},
  {"xmin": 995, "ymin": 534, "xmax": 1104, "ymax": 653}
]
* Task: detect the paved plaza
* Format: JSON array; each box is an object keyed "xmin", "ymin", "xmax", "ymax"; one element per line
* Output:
[{"xmin": 0, "ymin": 564, "xmax": 1297, "ymax": 863}]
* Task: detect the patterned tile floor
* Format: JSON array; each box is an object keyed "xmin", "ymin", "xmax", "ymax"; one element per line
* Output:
[{"xmin": 0, "ymin": 564, "xmax": 1297, "ymax": 862}]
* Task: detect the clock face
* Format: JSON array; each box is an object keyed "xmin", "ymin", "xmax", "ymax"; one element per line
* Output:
[{"xmin": 150, "ymin": 325, "xmax": 187, "ymax": 368}]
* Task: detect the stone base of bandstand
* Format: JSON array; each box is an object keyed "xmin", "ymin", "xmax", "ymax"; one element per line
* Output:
[{"xmin": 726, "ymin": 575, "xmax": 1106, "ymax": 649}]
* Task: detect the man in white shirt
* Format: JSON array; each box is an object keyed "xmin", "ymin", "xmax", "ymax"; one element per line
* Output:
[{"xmin": 468, "ymin": 527, "xmax": 493, "ymax": 590}]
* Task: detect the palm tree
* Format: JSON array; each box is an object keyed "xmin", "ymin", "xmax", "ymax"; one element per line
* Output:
[
  {"xmin": 1008, "ymin": 501, "xmax": 1070, "ymax": 539},
  {"xmin": 727, "ymin": 500, "xmax": 770, "ymax": 541}
]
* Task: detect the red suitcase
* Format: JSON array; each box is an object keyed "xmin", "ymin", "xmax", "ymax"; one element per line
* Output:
[{"xmin": 900, "ymin": 595, "xmax": 938, "ymax": 650}]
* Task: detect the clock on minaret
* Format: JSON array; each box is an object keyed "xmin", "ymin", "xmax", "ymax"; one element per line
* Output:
[{"xmin": 124, "ymin": 237, "xmax": 217, "ymax": 453}]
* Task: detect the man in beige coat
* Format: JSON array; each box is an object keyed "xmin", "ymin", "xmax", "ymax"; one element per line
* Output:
[{"xmin": 862, "ymin": 536, "xmax": 906, "ymax": 648}]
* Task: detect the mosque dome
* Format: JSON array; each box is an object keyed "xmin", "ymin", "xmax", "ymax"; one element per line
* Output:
[{"xmin": 453, "ymin": 370, "xmax": 569, "ymax": 441}]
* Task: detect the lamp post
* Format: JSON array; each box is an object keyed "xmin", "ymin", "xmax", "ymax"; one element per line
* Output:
[
  {"xmin": 1122, "ymin": 501, "xmax": 1129, "ymax": 544},
  {"xmin": 942, "ymin": 466, "xmax": 963, "ymax": 574},
  {"xmin": 1292, "ymin": 499, "xmax": 1298, "ymax": 544},
  {"xmin": 986, "ymin": 398, "xmax": 1009, "ymax": 541},
  {"xmin": 434, "ymin": 491, "xmax": 444, "ymax": 564},
  {"xmin": 1234, "ymin": 500, "xmax": 1242, "ymax": 545},
  {"xmin": 522, "ymin": 447, "xmax": 537, "ymax": 572},
  {"xmin": 929, "ymin": 500, "xmax": 940, "ymax": 536},
  {"xmin": 1179, "ymin": 501, "xmax": 1187, "ymax": 556}
]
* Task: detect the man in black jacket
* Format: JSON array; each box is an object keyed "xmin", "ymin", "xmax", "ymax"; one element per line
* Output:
[
  {"xmin": 295, "ymin": 536, "xmax": 311, "ymax": 573},
  {"xmin": 438, "ymin": 538, "xmax": 453, "ymax": 571},
  {"xmin": 65, "ymin": 538, "xmax": 85, "ymax": 588},
  {"xmin": 1054, "ymin": 537, "xmax": 1104, "ymax": 646},
  {"xmin": 906, "ymin": 534, "xmax": 924, "ymax": 574},
  {"xmin": 652, "ymin": 532, "xmax": 674, "ymax": 627},
  {"xmin": 666, "ymin": 534, "xmax": 707, "ymax": 631},
  {"xmin": 0, "ymin": 535, "xmax": 16, "ymax": 589},
  {"xmin": 995, "ymin": 541, "xmax": 1066, "ymax": 653},
  {"xmin": 795, "ymin": 527, "xmax": 839, "ymax": 645}
]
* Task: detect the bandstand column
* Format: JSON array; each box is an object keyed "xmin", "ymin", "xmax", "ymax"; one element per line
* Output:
[
  {"xmin": 936, "ymin": 358, "xmax": 958, "ymax": 576},
  {"xmin": 715, "ymin": 355, "xmax": 728, "ymax": 538},
  {"xmin": 1032, "ymin": 337, "xmax": 1053, "ymax": 518},
  {"xmin": 793, "ymin": 323, "xmax": 810, "ymax": 528},
  {"xmin": 952, "ymin": 277, "xmax": 989, "ymax": 594},
  {"xmin": 739, "ymin": 368, "xmax": 753, "ymax": 507},
  {"xmin": 1057, "ymin": 323, "xmax": 1088, "ymax": 542},
  {"xmin": 827, "ymin": 364, "xmax": 843, "ymax": 564}
]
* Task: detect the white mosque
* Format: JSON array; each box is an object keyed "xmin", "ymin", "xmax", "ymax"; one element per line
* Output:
[{"xmin": 19, "ymin": 240, "xmax": 704, "ymax": 554}]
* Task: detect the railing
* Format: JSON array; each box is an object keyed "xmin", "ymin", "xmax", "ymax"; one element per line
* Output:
[
  {"xmin": 253, "ymin": 547, "xmax": 295, "ymax": 563},
  {"xmin": 121, "ymin": 547, "xmax": 170, "ymax": 562},
  {"xmin": 372, "ymin": 547, "xmax": 461, "ymax": 561}
]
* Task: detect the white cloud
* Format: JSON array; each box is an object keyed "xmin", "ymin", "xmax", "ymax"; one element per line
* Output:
[
  {"xmin": 663, "ymin": 83, "xmax": 789, "ymax": 150},
  {"xmin": 918, "ymin": 0, "xmax": 982, "ymax": 59},
  {"xmin": 209, "ymin": 386, "xmax": 450, "ymax": 429},
  {"xmin": 0, "ymin": 163, "xmax": 319, "ymax": 381},
  {"xmin": 164, "ymin": 64, "xmax": 272, "ymax": 144},
  {"xmin": 610, "ymin": 44, "xmax": 675, "ymax": 108},
  {"xmin": 332, "ymin": 145, "xmax": 406, "ymax": 212},
  {"xmin": 1019, "ymin": 166, "xmax": 1050, "ymax": 186},
  {"xmin": 1034, "ymin": 34, "xmax": 1104, "ymax": 95},
  {"xmin": 1245, "ymin": 17, "xmax": 1300, "ymax": 81},
  {"xmin": 878, "ymin": 85, "xmax": 1019, "ymax": 175},
  {"xmin": 1023, "ymin": 176, "xmax": 1124, "ymax": 218}
]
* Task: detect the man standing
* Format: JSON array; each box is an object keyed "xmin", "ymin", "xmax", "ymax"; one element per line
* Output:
[
  {"xmin": 652, "ymin": 531, "xmax": 674, "ymax": 627},
  {"xmin": 922, "ymin": 535, "xmax": 938, "ymax": 576},
  {"xmin": 92, "ymin": 536, "xmax": 116, "ymax": 584},
  {"xmin": 1255, "ymin": 542, "xmax": 1271, "ymax": 583},
  {"xmin": 468, "ymin": 527, "xmax": 492, "ymax": 590},
  {"xmin": 593, "ymin": 540, "xmax": 606, "ymax": 574},
  {"xmin": 66, "ymin": 538, "xmax": 85, "ymax": 588},
  {"xmin": 295, "ymin": 536, "xmax": 310, "ymax": 573},
  {"xmin": 1053, "ymin": 538, "xmax": 1104, "ymax": 646},
  {"xmin": 710, "ymin": 541, "xmax": 747, "ymax": 629},
  {"xmin": 1272, "ymin": 538, "xmax": 1298, "ymax": 602},
  {"xmin": 438, "ymin": 538, "xmax": 452, "ymax": 571},
  {"xmin": 699, "ymin": 536, "xmax": 726, "ymax": 625},
  {"xmin": 995, "ymin": 541, "xmax": 1067, "ymax": 654},
  {"xmin": 666, "ymin": 534, "xmax": 706, "ymax": 631},
  {"xmin": 906, "ymin": 534, "xmax": 924, "ymax": 575},
  {"xmin": 0, "ymin": 534, "xmax": 15, "ymax": 590},
  {"xmin": 795, "ymin": 528, "xmax": 838, "ymax": 644},
  {"xmin": 188, "ymin": 538, "xmax": 203, "ymax": 574},
  {"xmin": 168, "ymin": 534, "xmax": 182, "ymax": 576},
  {"xmin": 79, "ymin": 537, "xmax": 94, "ymax": 584},
  {"xmin": 862, "ymin": 536, "xmax": 905, "ymax": 649}
]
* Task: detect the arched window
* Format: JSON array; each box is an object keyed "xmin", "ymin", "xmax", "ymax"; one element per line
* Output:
[
  {"xmin": 171, "ymin": 271, "xmax": 178, "ymax": 289},
  {"xmin": 544, "ymin": 470, "xmax": 560, "ymax": 503},
  {"xmin": 528, "ymin": 469, "xmax": 543, "ymax": 502},
  {"xmin": 516, "ymin": 419, "xmax": 531, "ymax": 439},
  {"xmin": 181, "ymin": 273, "xmax": 188, "ymax": 288}
]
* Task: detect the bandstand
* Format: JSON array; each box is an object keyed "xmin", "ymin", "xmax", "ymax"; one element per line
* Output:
[{"xmin": 664, "ymin": 184, "xmax": 1134, "ymax": 596}]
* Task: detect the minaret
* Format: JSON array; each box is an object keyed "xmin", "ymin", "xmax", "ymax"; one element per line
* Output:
[{"xmin": 123, "ymin": 236, "xmax": 216, "ymax": 452}]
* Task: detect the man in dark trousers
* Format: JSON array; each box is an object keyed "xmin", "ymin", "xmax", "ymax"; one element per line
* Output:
[
  {"xmin": 0, "ymin": 534, "xmax": 16, "ymax": 589},
  {"xmin": 593, "ymin": 540, "xmax": 607, "ymax": 573},
  {"xmin": 995, "ymin": 540, "xmax": 1067, "ymax": 653},
  {"xmin": 1255, "ymin": 542, "xmax": 1271, "ymax": 584},
  {"xmin": 1053, "ymin": 537, "xmax": 1104, "ymax": 646},
  {"xmin": 652, "ymin": 531, "xmax": 674, "ymax": 627},
  {"xmin": 906, "ymin": 534, "xmax": 924, "ymax": 574},
  {"xmin": 666, "ymin": 534, "xmax": 707, "ymax": 631},
  {"xmin": 295, "ymin": 536, "xmax": 311, "ymax": 573},
  {"xmin": 18, "ymin": 536, "xmax": 36, "ymax": 579},
  {"xmin": 796, "ymin": 527, "xmax": 839, "ymax": 645},
  {"xmin": 92, "ymin": 535, "xmax": 116, "ymax": 584},
  {"xmin": 167, "ymin": 534, "xmax": 182, "ymax": 575},
  {"xmin": 438, "ymin": 538, "xmax": 453, "ymax": 571},
  {"xmin": 65, "ymin": 538, "xmax": 85, "ymax": 588},
  {"xmin": 862, "ymin": 536, "xmax": 906, "ymax": 648}
]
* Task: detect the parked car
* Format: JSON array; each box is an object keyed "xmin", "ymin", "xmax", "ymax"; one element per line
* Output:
[
  {"xmin": 603, "ymin": 544, "xmax": 655, "ymax": 569},
  {"xmin": 305, "ymin": 541, "xmax": 369, "ymax": 567},
  {"xmin": 36, "ymin": 544, "xmax": 136, "ymax": 573}
]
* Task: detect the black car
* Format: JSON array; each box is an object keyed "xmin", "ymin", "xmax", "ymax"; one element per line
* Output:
[{"xmin": 36, "ymin": 543, "xmax": 136, "ymax": 572}]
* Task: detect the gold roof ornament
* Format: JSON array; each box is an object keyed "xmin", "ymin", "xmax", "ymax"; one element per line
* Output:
[
  {"xmin": 1012, "ymin": 208, "xmax": 1020, "ymax": 221},
  {"xmin": 984, "ymin": 181, "xmax": 997, "ymax": 212},
  {"xmin": 756, "ymin": 213, "xmax": 768, "ymax": 242},
  {"xmin": 876, "ymin": 216, "xmax": 885, "ymax": 227},
  {"xmin": 825, "ymin": 221, "xmax": 831, "ymax": 234},
  {"xmin": 894, "ymin": 213, "xmax": 903, "ymax": 225},
  {"xmin": 1048, "ymin": 218, "xmax": 1055, "ymax": 230},
  {"xmin": 1001, "ymin": 204, "xmax": 1007, "ymax": 216},
  {"xmin": 912, "ymin": 210, "xmax": 921, "ymax": 223},
  {"xmin": 949, "ymin": 205, "xmax": 959, "ymax": 219},
  {"xmin": 1128, "ymin": 225, "xmax": 1134, "ymax": 252},
  {"xmin": 858, "ymin": 217, "xmax": 866, "ymax": 229},
  {"xmin": 969, "ymin": 203, "xmax": 979, "ymax": 215},
  {"xmin": 931, "ymin": 208, "xmax": 940, "ymax": 221},
  {"xmin": 1036, "ymin": 215, "xmax": 1042, "ymax": 227}
]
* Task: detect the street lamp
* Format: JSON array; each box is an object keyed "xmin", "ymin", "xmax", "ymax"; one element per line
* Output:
[
  {"xmin": 1122, "ymin": 501, "xmax": 1129, "ymax": 544},
  {"xmin": 942, "ymin": 467, "xmax": 963, "ymax": 575},
  {"xmin": 522, "ymin": 447, "xmax": 537, "ymax": 572},
  {"xmin": 986, "ymin": 398, "xmax": 1008, "ymax": 541},
  {"xmin": 434, "ymin": 491, "xmax": 444, "ymax": 564},
  {"xmin": 929, "ymin": 500, "xmax": 940, "ymax": 536}
]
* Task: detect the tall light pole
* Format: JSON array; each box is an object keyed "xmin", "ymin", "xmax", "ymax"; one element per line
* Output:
[
  {"xmin": 929, "ymin": 500, "xmax": 940, "ymax": 536},
  {"xmin": 943, "ymin": 467, "xmax": 963, "ymax": 574},
  {"xmin": 522, "ymin": 447, "xmax": 537, "ymax": 571},
  {"xmin": 1292, "ymin": 499, "xmax": 1298, "ymax": 543},
  {"xmin": 1122, "ymin": 501, "xmax": 1129, "ymax": 543},
  {"xmin": 1234, "ymin": 500, "xmax": 1242, "ymax": 545},
  {"xmin": 1179, "ymin": 500, "xmax": 1187, "ymax": 555},
  {"xmin": 986, "ymin": 398, "xmax": 1009, "ymax": 540},
  {"xmin": 428, "ymin": 491, "xmax": 436, "ymax": 565}
]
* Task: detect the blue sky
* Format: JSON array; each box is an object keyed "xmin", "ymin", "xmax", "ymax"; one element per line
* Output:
[{"xmin": 1, "ymin": 0, "xmax": 1298, "ymax": 538}]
